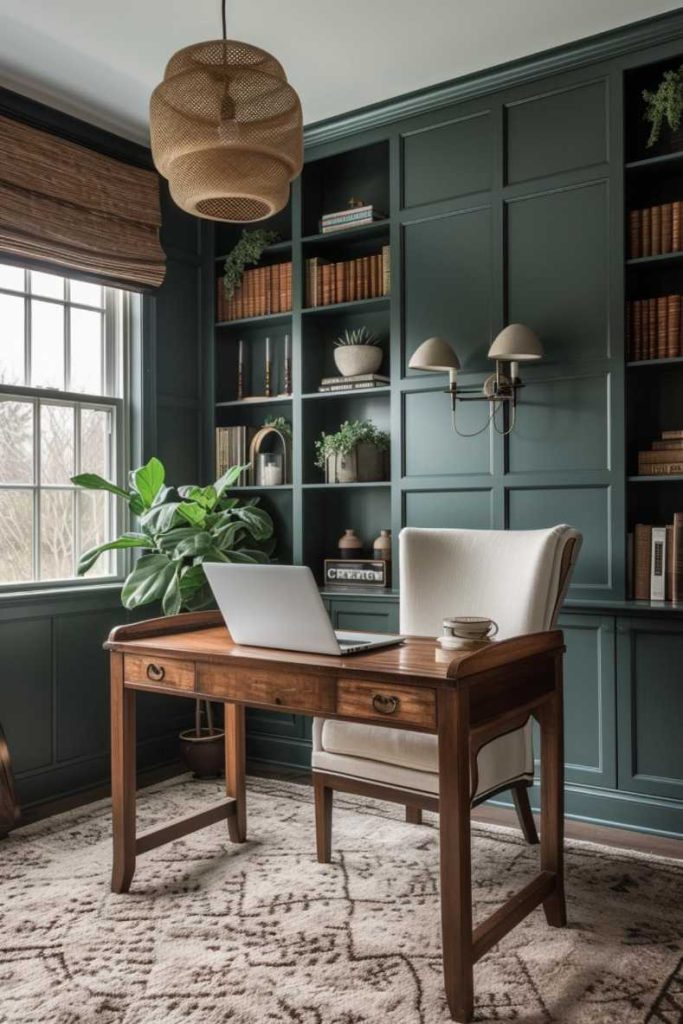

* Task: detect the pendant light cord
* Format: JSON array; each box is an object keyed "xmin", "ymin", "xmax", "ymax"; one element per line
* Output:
[{"xmin": 221, "ymin": 0, "xmax": 227, "ymax": 41}]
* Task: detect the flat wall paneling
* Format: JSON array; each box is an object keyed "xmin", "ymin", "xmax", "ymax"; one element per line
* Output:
[
  {"xmin": 0, "ymin": 618, "xmax": 52, "ymax": 775},
  {"xmin": 402, "ymin": 111, "xmax": 492, "ymax": 207},
  {"xmin": 329, "ymin": 598, "xmax": 400, "ymax": 634},
  {"xmin": 617, "ymin": 619, "xmax": 683, "ymax": 801},
  {"xmin": 506, "ymin": 79, "xmax": 608, "ymax": 185},
  {"xmin": 403, "ymin": 489, "xmax": 494, "ymax": 530},
  {"xmin": 403, "ymin": 388, "xmax": 493, "ymax": 477}
]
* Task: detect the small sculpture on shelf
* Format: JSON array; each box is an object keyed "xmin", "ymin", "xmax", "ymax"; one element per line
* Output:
[
  {"xmin": 333, "ymin": 327, "xmax": 383, "ymax": 378},
  {"xmin": 324, "ymin": 525, "xmax": 391, "ymax": 589}
]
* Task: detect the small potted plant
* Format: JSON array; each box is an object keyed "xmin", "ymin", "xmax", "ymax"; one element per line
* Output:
[
  {"xmin": 643, "ymin": 65, "xmax": 683, "ymax": 151},
  {"xmin": 72, "ymin": 457, "xmax": 275, "ymax": 777},
  {"xmin": 333, "ymin": 327, "xmax": 383, "ymax": 377},
  {"xmin": 314, "ymin": 419, "xmax": 390, "ymax": 483}
]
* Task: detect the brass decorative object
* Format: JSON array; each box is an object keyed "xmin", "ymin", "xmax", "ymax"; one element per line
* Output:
[{"xmin": 150, "ymin": 1, "xmax": 303, "ymax": 223}]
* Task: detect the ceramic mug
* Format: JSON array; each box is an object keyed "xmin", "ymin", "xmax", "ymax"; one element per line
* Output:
[{"xmin": 442, "ymin": 616, "xmax": 499, "ymax": 641}]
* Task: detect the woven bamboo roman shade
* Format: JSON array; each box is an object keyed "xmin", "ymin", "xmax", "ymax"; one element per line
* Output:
[{"xmin": 0, "ymin": 114, "xmax": 165, "ymax": 289}]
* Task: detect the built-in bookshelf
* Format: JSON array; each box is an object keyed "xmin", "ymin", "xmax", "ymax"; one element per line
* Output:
[
  {"xmin": 211, "ymin": 140, "xmax": 392, "ymax": 580},
  {"xmin": 625, "ymin": 56, "xmax": 683, "ymax": 603}
]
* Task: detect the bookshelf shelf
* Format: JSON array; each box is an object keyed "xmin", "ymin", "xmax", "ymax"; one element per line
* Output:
[
  {"xmin": 301, "ymin": 220, "xmax": 390, "ymax": 247},
  {"xmin": 216, "ymin": 396, "xmax": 292, "ymax": 409},
  {"xmin": 626, "ymin": 251, "xmax": 683, "ymax": 268},
  {"xmin": 233, "ymin": 485, "xmax": 293, "ymax": 492},
  {"xmin": 302, "ymin": 481, "xmax": 391, "ymax": 490},
  {"xmin": 302, "ymin": 296, "xmax": 390, "ymax": 317},
  {"xmin": 216, "ymin": 312, "xmax": 292, "ymax": 329},
  {"xmin": 214, "ymin": 239, "xmax": 293, "ymax": 263},
  {"xmin": 627, "ymin": 356, "xmax": 683, "ymax": 368},
  {"xmin": 625, "ymin": 149, "xmax": 683, "ymax": 172},
  {"xmin": 628, "ymin": 475, "xmax": 683, "ymax": 483},
  {"xmin": 302, "ymin": 387, "xmax": 391, "ymax": 401}
]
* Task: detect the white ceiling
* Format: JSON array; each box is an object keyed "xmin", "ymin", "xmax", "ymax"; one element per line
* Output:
[{"xmin": 0, "ymin": 0, "xmax": 681, "ymax": 144}]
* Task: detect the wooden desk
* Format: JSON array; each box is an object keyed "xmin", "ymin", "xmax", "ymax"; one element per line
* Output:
[{"xmin": 105, "ymin": 611, "xmax": 566, "ymax": 1023}]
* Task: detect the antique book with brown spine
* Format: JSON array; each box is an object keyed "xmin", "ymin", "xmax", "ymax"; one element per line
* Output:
[
  {"xmin": 651, "ymin": 204, "xmax": 662, "ymax": 256},
  {"xmin": 674, "ymin": 201, "xmax": 683, "ymax": 251},
  {"xmin": 335, "ymin": 262, "xmax": 345, "ymax": 305},
  {"xmin": 667, "ymin": 524, "xmax": 674, "ymax": 600},
  {"xmin": 382, "ymin": 245, "xmax": 391, "ymax": 295},
  {"xmin": 667, "ymin": 295, "xmax": 681, "ymax": 357},
  {"xmin": 649, "ymin": 298, "xmax": 657, "ymax": 359},
  {"xmin": 634, "ymin": 524, "xmax": 652, "ymax": 600},
  {"xmin": 628, "ymin": 209, "xmax": 641, "ymax": 259},
  {"xmin": 642, "ymin": 207, "xmax": 652, "ymax": 257},
  {"xmin": 632, "ymin": 300, "xmax": 642, "ymax": 360},
  {"xmin": 270, "ymin": 265, "xmax": 280, "ymax": 314},
  {"xmin": 657, "ymin": 296, "xmax": 668, "ymax": 358},
  {"xmin": 673, "ymin": 512, "xmax": 683, "ymax": 603},
  {"xmin": 662, "ymin": 203, "xmax": 673, "ymax": 253}
]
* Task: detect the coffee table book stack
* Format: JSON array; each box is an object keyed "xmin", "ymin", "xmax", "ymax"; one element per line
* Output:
[{"xmin": 638, "ymin": 430, "xmax": 683, "ymax": 475}]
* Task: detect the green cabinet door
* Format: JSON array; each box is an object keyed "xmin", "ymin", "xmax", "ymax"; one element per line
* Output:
[
  {"xmin": 617, "ymin": 617, "xmax": 683, "ymax": 801},
  {"xmin": 328, "ymin": 596, "xmax": 400, "ymax": 634}
]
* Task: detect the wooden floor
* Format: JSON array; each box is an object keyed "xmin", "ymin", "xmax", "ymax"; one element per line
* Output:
[{"xmin": 16, "ymin": 763, "xmax": 683, "ymax": 862}]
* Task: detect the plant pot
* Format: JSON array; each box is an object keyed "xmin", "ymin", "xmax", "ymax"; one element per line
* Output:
[
  {"xmin": 179, "ymin": 728, "xmax": 225, "ymax": 778},
  {"xmin": 334, "ymin": 345, "xmax": 383, "ymax": 377},
  {"xmin": 326, "ymin": 442, "xmax": 386, "ymax": 483}
]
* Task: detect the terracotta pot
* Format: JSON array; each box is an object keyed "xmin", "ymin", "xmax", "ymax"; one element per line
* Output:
[
  {"xmin": 333, "ymin": 345, "xmax": 382, "ymax": 377},
  {"xmin": 179, "ymin": 728, "xmax": 225, "ymax": 778},
  {"xmin": 326, "ymin": 442, "xmax": 385, "ymax": 483}
]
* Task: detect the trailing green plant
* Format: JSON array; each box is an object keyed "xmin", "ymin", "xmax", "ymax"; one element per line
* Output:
[
  {"xmin": 263, "ymin": 415, "xmax": 292, "ymax": 438},
  {"xmin": 223, "ymin": 229, "xmax": 279, "ymax": 300},
  {"xmin": 333, "ymin": 326, "xmax": 380, "ymax": 348},
  {"xmin": 314, "ymin": 419, "xmax": 390, "ymax": 470},
  {"xmin": 643, "ymin": 66, "xmax": 683, "ymax": 148},
  {"xmin": 71, "ymin": 457, "xmax": 275, "ymax": 615}
]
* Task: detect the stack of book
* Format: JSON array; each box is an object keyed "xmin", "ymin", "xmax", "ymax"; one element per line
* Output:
[
  {"xmin": 638, "ymin": 430, "xmax": 683, "ymax": 475},
  {"xmin": 216, "ymin": 262, "xmax": 292, "ymax": 322},
  {"xmin": 320, "ymin": 204, "xmax": 386, "ymax": 234},
  {"xmin": 305, "ymin": 247, "xmax": 390, "ymax": 307},
  {"xmin": 626, "ymin": 295, "xmax": 682, "ymax": 359},
  {"xmin": 628, "ymin": 202, "xmax": 683, "ymax": 258},
  {"xmin": 632, "ymin": 515, "xmax": 683, "ymax": 601},
  {"xmin": 318, "ymin": 373, "xmax": 389, "ymax": 393},
  {"xmin": 215, "ymin": 426, "xmax": 255, "ymax": 483}
]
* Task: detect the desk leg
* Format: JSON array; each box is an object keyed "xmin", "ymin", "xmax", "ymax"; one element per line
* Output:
[
  {"xmin": 225, "ymin": 703, "xmax": 246, "ymax": 842},
  {"xmin": 438, "ymin": 687, "xmax": 474, "ymax": 1023},
  {"xmin": 538, "ymin": 655, "xmax": 566, "ymax": 927},
  {"xmin": 111, "ymin": 652, "xmax": 136, "ymax": 894}
]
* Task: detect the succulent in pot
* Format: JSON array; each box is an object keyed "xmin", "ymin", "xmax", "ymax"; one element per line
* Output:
[
  {"xmin": 333, "ymin": 326, "xmax": 383, "ymax": 377},
  {"xmin": 314, "ymin": 419, "xmax": 390, "ymax": 483}
]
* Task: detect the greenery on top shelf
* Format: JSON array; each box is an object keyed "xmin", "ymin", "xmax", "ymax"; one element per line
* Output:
[
  {"xmin": 71, "ymin": 457, "xmax": 275, "ymax": 614},
  {"xmin": 223, "ymin": 229, "xmax": 279, "ymax": 300},
  {"xmin": 334, "ymin": 326, "xmax": 380, "ymax": 348},
  {"xmin": 314, "ymin": 419, "xmax": 390, "ymax": 470},
  {"xmin": 643, "ymin": 66, "xmax": 683, "ymax": 148}
]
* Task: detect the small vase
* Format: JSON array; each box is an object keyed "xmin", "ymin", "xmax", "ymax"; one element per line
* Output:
[
  {"xmin": 338, "ymin": 529, "xmax": 363, "ymax": 559},
  {"xmin": 372, "ymin": 529, "xmax": 392, "ymax": 560},
  {"xmin": 334, "ymin": 345, "xmax": 383, "ymax": 378}
]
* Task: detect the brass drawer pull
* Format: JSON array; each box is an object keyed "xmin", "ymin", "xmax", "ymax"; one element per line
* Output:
[
  {"xmin": 146, "ymin": 663, "xmax": 165, "ymax": 682},
  {"xmin": 372, "ymin": 694, "xmax": 400, "ymax": 715}
]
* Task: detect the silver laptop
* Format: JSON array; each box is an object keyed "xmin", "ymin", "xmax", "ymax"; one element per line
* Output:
[{"xmin": 203, "ymin": 563, "xmax": 403, "ymax": 656}]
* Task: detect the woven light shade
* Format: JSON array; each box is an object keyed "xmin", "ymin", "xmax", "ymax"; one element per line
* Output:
[{"xmin": 150, "ymin": 39, "xmax": 303, "ymax": 222}]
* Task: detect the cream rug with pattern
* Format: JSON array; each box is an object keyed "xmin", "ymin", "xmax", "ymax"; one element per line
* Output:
[{"xmin": 1, "ymin": 775, "xmax": 682, "ymax": 1023}]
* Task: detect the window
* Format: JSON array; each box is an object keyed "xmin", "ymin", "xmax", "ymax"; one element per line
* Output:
[{"xmin": 0, "ymin": 263, "xmax": 130, "ymax": 587}]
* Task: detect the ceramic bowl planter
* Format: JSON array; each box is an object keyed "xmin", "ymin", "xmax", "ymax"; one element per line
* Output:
[
  {"xmin": 326, "ymin": 442, "xmax": 386, "ymax": 483},
  {"xmin": 334, "ymin": 344, "xmax": 383, "ymax": 377}
]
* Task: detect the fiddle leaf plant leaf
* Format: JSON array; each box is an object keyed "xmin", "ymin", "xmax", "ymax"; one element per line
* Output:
[
  {"xmin": 121, "ymin": 553, "xmax": 176, "ymax": 609},
  {"xmin": 132, "ymin": 457, "xmax": 165, "ymax": 509}
]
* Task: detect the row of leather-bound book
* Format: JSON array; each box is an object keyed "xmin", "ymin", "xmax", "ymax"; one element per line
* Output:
[
  {"xmin": 628, "ymin": 202, "xmax": 683, "ymax": 259},
  {"xmin": 305, "ymin": 247, "xmax": 390, "ymax": 307},
  {"xmin": 216, "ymin": 263, "xmax": 293, "ymax": 322},
  {"xmin": 632, "ymin": 515, "xmax": 683, "ymax": 601},
  {"xmin": 626, "ymin": 295, "xmax": 683, "ymax": 360}
]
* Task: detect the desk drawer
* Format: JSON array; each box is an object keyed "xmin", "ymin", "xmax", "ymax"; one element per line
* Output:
[
  {"xmin": 337, "ymin": 679, "xmax": 436, "ymax": 729},
  {"xmin": 198, "ymin": 665, "xmax": 335, "ymax": 714},
  {"xmin": 124, "ymin": 655, "xmax": 195, "ymax": 691}
]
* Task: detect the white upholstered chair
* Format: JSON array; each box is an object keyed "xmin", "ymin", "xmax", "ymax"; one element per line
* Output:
[{"xmin": 312, "ymin": 524, "xmax": 582, "ymax": 860}]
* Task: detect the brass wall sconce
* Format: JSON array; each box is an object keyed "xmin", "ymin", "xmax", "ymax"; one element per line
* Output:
[{"xmin": 409, "ymin": 324, "xmax": 543, "ymax": 436}]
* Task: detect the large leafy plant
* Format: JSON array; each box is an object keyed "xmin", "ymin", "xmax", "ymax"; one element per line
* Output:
[{"xmin": 72, "ymin": 458, "xmax": 274, "ymax": 615}]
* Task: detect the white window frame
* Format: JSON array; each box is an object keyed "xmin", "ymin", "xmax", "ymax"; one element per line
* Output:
[{"xmin": 0, "ymin": 271, "xmax": 131, "ymax": 592}]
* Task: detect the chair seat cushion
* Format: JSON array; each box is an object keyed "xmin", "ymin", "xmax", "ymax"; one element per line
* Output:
[{"xmin": 317, "ymin": 719, "xmax": 533, "ymax": 799}]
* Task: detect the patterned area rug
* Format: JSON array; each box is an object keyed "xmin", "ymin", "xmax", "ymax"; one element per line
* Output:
[{"xmin": 2, "ymin": 775, "xmax": 683, "ymax": 1024}]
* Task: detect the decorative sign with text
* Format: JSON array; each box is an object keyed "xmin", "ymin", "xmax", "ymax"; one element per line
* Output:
[{"xmin": 324, "ymin": 558, "xmax": 389, "ymax": 589}]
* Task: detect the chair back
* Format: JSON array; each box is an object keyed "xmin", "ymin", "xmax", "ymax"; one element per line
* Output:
[{"xmin": 399, "ymin": 525, "xmax": 582, "ymax": 639}]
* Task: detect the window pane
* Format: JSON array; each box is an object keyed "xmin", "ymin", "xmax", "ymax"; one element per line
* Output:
[
  {"xmin": 31, "ymin": 300, "xmax": 64, "ymax": 389},
  {"xmin": 70, "ymin": 308, "xmax": 103, "ymax": 394},
  {"xmin": 40, "ymin": 489, "xmax": 74, "ymax": 580},
  {"xmin": 79, "ymin": 490, "xmax": 111, "ymax": 577},
  {"xmin": 70, "ymin": 280, "xmax": 103, "ymax": 308},
  {"xmin": 0, "ymin": 490, "xmax": 33, "ymax": 582},
  {"xmin": 41, "ymin": 404, "xmax": 74, "ymax": 484},
  {"xmin": 0, "ymin": 262, "xmax": 24, "ymax": 292},
  {"xmin": 30, "ymin": 270, "xmax": 64, "ymax": 300},
  {"xmin": 0, "ymin": 399, "xmax": 33, "ymax": 484},
  {"xmin": 0, "ymin": 293, "xmax": 25, "ymax": 385},
  {"xmin": 80, "ymin": 407, "xmax": 111, "ymax": 478}
]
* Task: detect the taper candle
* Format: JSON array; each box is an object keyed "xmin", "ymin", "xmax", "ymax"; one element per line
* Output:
[
  {"xmin": 264, "ymin": 336, "xmax": 272, "ymax": 397},
  {"xmin": 237, "ymin": 339, "xmax": 245, "ymax": 400},
  {"xmin": 284, "ymin": 333, "xmax": 291, "ymax": 395}
]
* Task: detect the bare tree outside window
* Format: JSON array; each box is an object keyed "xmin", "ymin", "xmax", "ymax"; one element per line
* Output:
[{"xmin": 0, "ymin": 265, "xmax": 128, "ymax": 587}]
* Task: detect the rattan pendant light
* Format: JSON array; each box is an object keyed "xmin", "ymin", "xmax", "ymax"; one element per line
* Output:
[{"xmin": 150, "ymin": 1, "xmax": 303, "ymax": 222}]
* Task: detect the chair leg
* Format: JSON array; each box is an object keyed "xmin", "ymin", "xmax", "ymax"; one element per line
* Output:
[
  {"xmin": 511, "ymin": 782, "xmax": 539, "ymax": 845},
  {"xmin": 314, "ymin": 774, "xmax": 333, "ymax": 863},
  {"xmin": 406, "ymin": 805, "xmax": 423, "ymax": 825}
]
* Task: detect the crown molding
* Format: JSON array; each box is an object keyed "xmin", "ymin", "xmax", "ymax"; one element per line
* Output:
[{"xmin": 304, "ymin": 9, "xmax": 683, "ymax": 149}]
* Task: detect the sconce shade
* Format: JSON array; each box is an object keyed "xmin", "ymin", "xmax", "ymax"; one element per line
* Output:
[
  {"xmin": 409, "ymin": 336, "xmax": 461, "ymax": 372},
  {"xmin": 487, "ymin": 323, "xmax": 543, "ymax": 361},
  {"xmin": 150, "ymin": 40, "xmax": 303, "ymax": 222}
]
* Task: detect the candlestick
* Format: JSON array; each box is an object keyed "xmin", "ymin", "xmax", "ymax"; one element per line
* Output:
[
  {"xmin": 284, "ymin": 333, "xmax": 291, "ymax": 395},
  {"xmin": 264, "ymin": 336, "xmax": 272, "ymax": 397},
  {"xmin": 237, "ymin": 339, "xmax": 245, "ymax": 401}
]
